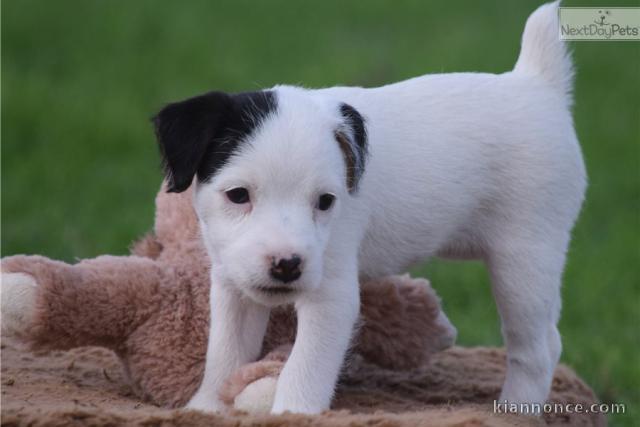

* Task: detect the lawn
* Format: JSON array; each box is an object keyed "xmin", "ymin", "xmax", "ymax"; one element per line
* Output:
[{"xmin": 2, "ymin": 0, "xmax": 638, "ymax": 425}]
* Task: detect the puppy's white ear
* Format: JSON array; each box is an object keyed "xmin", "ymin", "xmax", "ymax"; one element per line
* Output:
[
  {"xmin": 335, "ymin": 103, "xmax": 368, "ymax": 193},
  {"xmin": 153, "ymin": 92, "xmax": 232, "ymax": 193}
]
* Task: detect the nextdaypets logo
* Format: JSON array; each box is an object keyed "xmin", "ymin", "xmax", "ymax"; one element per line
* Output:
[
  {"xmin": 559, "ymin": 7, "xmax": 640, "ymax": 40},
  {"xmin": 594, "ymin": 9, "xmax": 611, "ymax": 26}
]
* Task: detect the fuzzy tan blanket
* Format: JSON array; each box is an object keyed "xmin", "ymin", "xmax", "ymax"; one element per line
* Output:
[{"xmin": 1, "ymin": 337, "xmax": 604, "ymax": 426}]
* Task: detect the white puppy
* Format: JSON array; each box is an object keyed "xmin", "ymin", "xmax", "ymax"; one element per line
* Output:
[{"xmin": 152, "ymin": 1, "xmax": 585, "ymax": 415}]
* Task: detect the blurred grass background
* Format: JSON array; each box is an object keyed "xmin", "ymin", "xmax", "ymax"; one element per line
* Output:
[{"xmin": 2, "ymin": 0, "xmax": 638, "ymax": 425}]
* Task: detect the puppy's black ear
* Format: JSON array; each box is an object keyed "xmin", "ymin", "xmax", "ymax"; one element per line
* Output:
[
  {"xmin": 335, "ymin": 103, "xmax": 368, "ymax": 193},
  {"xmin": 152, "ymin": 92, "xmax": 231, "ymax": 193}
]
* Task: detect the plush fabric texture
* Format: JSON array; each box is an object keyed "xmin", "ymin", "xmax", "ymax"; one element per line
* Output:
[
  {"xmin": 0, "ymin": 183, "xmax": 454, "ymax": 408},
  {"xmin": 1, "ymin": 337, "xmax": 604, "ymax": 426}
]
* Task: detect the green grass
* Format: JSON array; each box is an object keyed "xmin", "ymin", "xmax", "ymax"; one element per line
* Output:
[{"xmin": 2, "ymin": 1, "xmax": 638, "ymax": 425}]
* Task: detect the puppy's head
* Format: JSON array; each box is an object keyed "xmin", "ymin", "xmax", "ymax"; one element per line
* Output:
[{"xmin": 153, "ymin": 86, "xmax": 367, "ymax": 306}]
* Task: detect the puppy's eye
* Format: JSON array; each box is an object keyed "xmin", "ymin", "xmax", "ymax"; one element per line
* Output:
[
  {"xmin": 225, "ymin": 187, "xmax": 250, "ymax": 204},
  {"xmin": 317, "ymin": 193, "xmax": 335, "ymax": 211}
]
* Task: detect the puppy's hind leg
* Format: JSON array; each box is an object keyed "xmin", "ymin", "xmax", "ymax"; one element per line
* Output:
[{"xmin": 487, "ymin": 236, "xmax": 568, "ymax": 414}]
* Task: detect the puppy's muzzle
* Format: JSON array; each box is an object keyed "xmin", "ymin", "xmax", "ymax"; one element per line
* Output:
[{"xmin": 269, "ymin": 255, "xmax": 302, "ymax": 284}]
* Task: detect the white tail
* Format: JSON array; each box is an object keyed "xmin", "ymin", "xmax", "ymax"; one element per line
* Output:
[{"xmin": 513, "ymin": 1, "xmax": 573, "ymax": 104}]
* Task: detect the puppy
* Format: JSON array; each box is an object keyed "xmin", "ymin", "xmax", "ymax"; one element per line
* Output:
[{"xmin": 153, "ymin": 1, "xmax": 586, "ymax": 415}]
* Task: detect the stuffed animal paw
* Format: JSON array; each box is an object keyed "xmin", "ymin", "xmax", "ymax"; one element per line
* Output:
[
  {"xmin": 0, "ymin": 272, "xmax": 38, "ymax": 338},
  {"xmin": 219, "ymin": 344, "xmax": 291, "ymax": 413}
]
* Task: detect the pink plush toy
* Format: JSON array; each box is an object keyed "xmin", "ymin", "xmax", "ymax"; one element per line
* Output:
[{"xmin": 1, "ymin": 183, "xmax": 456, "ymax": 413}]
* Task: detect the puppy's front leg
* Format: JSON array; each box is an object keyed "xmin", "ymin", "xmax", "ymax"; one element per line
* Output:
[
  {"xmin": 271, "ymin": 273, "xmax": 359, "ymax": 414},
  {"xmin": 187, "ymin": 278, "xmax": 270, "ymax": 412}
]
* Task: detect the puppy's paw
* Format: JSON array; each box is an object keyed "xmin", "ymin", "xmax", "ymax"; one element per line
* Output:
[
  {"xmin": 1, "ymin": 272, "xmax": 38, "ymax": 337},
  {"xmin": 185, "ymin": 394, "xmax": 227, "ymax": 413}
]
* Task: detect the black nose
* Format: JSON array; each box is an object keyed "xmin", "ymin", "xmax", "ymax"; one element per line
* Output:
[{"xmin": 270, "ymin": 255, "xmax": 302, "ymax": 283}]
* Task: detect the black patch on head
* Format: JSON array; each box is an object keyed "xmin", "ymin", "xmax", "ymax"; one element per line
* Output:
[
  {"xmin": 336, "ymin": 103, "xmax": 368, "ymax": 192},
  {"xmin": 152, "ymin": 90, "xmax": 276, "ymax": 192}
]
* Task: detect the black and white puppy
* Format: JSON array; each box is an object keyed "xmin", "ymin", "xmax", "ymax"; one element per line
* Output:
[{"xmin": 153, "ymin": 2, "xmax": 586, "ymax": 415}]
